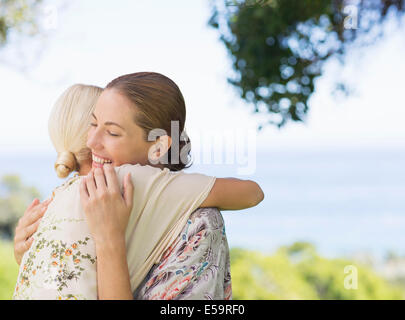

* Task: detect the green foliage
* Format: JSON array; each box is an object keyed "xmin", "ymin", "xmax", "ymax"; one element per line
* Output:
[
  {"xmin": 0, "ymin": 241, "xmax": 19, "ymax": 299},
  {"xmin": 230, "ymin": 242, "xmax": 405, "ymax": 299},
  {"xmin": 208, "ymin": 0, "xmax": 405, "ymax": 129},
  {"xmin": 0, "ymin": 240, "xmax": 403, "ymax": 299},
  {"xmin": 0, "ymin": 174, "xmax": 41, "ymax": 240},
  {"xmin": 0, "ymin": 0, "xmax": 43, "ymax": 46}
]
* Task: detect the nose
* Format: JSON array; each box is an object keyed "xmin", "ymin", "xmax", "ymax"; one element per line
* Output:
[{"xmin": 87, "ymin": 127, "xmax": 103, "ymax": 151}]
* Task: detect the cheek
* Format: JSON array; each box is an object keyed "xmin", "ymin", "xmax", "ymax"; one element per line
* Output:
[
  {"xmin": 109, "ymin": 141, "xmax": 127, "ymax": 162},
  {"xmin": 125, "ymin": 141, "xmax": 151, "ymax": 165},
  {"xmin": 107, "ymin": 138, "xmax": 137, "ymax": 165}
]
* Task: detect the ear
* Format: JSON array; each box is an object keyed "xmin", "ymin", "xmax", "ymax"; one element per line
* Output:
[{"xmin": 148, "ymin": 135, "xmax": 172, "ymax": 162}]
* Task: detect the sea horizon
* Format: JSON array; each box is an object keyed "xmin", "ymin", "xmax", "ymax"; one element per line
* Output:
[{"xmin": 0, "ymin": 145, "xmax": 404, "ymax": 261}]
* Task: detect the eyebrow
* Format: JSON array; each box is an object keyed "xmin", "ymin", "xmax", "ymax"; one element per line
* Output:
[{"xmin": 91, "ymin": 113, "xmax": 125, "ymax": 130}]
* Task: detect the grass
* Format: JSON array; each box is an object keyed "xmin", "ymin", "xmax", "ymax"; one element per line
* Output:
[{"xmin": 0, "ymin": 241, "xmax": 19, "ymax": 300}]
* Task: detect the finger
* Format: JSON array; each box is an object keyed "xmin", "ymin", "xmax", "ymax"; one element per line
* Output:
[
  {"xmin": 79, "ymin": 178, "xmax": 90, "ymax": 213},
  {"xmin": 25, "ymin": 218, "xmax": 42, "ymax": 239},
  {"xmin": 103, "ymin": 164, "xmax": 120, "ymax": 194},
  {"xmin": 93, "ymin": 167, "xmax": 107, "ymax": 193},
  {"xmin": 80, "ymin": 177, "xmax": 89, "ymax": 202},
  {"xmin": 19, "ymin": 236, "xmax": 34, "ymax": 254},
  {"xmin": 27, "ymin": 199, "xmax": 49, "ymax": 214},
  {"xmin": 25, "ymin": 198, "xmax": 39, "ymax": 213},
  {"xmin": 21, "ymin": 198, "xmax": 40, "ymax": 220},
  {"xmin": 85, "ymin": 171, "xmax": 97, "ymax": 198},
  {"xmin": 14, "ymin": 213, "xmax": 40, "ymax": 242},
  {"xmin": 123, "ymin": 173, "xmax": 134, "ymax": 209},
  {"xmin": 24, "ymin": 205, "xmax": 47, "ymax": 227},
  {"xmin": 25, "ymin": 236, "xmax": 35, "ymax": 250},
  {"xmin": 17, "ymin": 203, "xmax": 45, "ymax": 231},
  {"xmin": 14, "ymin": 225, "xmax": 29, "ymax": 243},
  {"xmin": 42, "ymin": 198, "xmax": 52, "ymax": 206}
]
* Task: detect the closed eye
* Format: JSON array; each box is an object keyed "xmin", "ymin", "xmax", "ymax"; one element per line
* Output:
[{"xmin": 90, "ymin": 122, "xmax": 119, "ymax": 136}]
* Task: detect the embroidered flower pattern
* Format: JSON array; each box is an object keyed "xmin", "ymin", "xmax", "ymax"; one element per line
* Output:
[{"xmin": 14, "ymin": 235, "xmax": 96, "ymax": 297}]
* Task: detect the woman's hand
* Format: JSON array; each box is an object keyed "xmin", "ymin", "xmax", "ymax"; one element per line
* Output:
[
  {"xmin": 14, "ymin": 198, "xmax": 51, "ymax": 265},
  {"xmin": 79, "ymin": 164, "xmax": 134, "ymax": 246},
  {"xmin": 79, "ymin": 164, "xmax": 135, "ymax": 299}
]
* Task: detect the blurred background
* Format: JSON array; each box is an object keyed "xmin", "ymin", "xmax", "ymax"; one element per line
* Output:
[{"xmin": 0, "ymin": 0, "xmax": 405, "ymax": 299}]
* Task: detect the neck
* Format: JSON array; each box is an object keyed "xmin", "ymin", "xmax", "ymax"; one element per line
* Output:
[{"xmin": 78, "ymin": 162, "xmax": 92, "ymax": 176}]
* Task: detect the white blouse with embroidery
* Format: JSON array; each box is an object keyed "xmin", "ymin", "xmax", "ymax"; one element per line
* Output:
[{"xmin": 13, "ymin": 164, "xmax": 216, "ymax": 300}]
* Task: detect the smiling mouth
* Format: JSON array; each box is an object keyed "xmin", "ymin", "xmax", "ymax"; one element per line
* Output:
[{"xmin": 92, "ymin": 154, "xmax": 112, "ymax": 167}]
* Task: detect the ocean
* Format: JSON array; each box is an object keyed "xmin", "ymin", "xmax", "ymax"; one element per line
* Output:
[{"xmin": 0, "ymin": 146, "xmax": 404, "ymax": 260}]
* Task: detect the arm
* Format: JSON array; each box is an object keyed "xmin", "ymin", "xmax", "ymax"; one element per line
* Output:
[
  {"xmin": 200, "ymin": 178, "xmax": 264, "ymax": 210},
  {"xmin": 79, "ymin": 164, "xmax": 134, "ymax": 300},
  {"xmin": 95, "ymin": 236, "xmax": 133, "ymax": 300}
]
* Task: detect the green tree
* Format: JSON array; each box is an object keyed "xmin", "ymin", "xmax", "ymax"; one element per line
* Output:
[
  {"xmin": 230, "ymin": 242, "xmax": 405, "ymax": 299},
  {"xmin": 208, "ymin": 0, "xmax": 405, "ymax": 129},
  {"xmin": 0, "ymin": 174, "xmax": 41, "ymax": 240},
  {"xmin": 0, "ymin": 0, "xmax": 43, "ymax": 46}
]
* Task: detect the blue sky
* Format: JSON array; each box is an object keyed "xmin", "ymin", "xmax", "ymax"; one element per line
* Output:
[{"xmin": 0, "ymin": 0, "xmax": 404, "ymax": 155}]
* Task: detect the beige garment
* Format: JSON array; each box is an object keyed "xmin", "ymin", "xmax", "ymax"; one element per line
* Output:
[
  {"xmin": 13, "ymin": 164, "xmax": 216, "ymax": 300},
  {"xmin": 116, "ymin": 164, "xmax": 216, "ymax": 291}
]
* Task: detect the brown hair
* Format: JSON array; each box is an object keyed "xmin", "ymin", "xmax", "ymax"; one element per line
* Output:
[{"xmin": 105, "ymin": 72, "xmax": 192, "ymax": 171}]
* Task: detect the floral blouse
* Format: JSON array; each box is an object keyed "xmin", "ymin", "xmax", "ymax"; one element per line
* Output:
[
  {"xmin": 13, "ymin": 176, "xmax": 98, "ymax": 300},
  {"xmin": 133, "ymin": 207, "xmax": 232, "ymax": 300}
]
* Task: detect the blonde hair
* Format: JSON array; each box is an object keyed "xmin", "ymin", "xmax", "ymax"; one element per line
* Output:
[{"xmin": 48, "ymin": 84, "xmax": 102, "ymax": 178}]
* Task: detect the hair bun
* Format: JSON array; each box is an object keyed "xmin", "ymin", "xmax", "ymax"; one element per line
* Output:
[{"xmin": 55, "ymin": 151, "xmax": 77, "ymax": 178}]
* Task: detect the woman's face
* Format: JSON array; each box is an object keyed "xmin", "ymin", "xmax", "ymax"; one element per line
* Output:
[{"xmin": 87, "ymin": 88, "xmax": 154, "ymax": 169}]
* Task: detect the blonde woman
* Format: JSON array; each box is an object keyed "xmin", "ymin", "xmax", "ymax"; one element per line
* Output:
[
  {"xmin": 14, "ymin": 75, "xmax": 264, "ymax": 300},
  {"xmin": 13, "ymin": 83, "xmax": 102, "ymax": 266}
]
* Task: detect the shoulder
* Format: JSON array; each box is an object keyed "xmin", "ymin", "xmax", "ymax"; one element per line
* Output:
[
  {"xmin": 51, "ymin": 174, "xmax": 81, "ymax": 198},
  {"xmin": 114, "ymin": 163, "xmax": 174, "ymax": 178}
]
